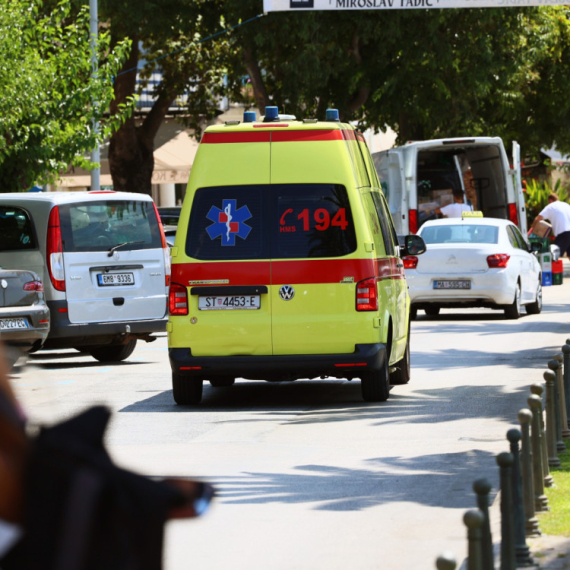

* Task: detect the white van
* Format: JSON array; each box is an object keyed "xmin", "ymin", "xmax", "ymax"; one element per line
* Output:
[
  {"xmin": 372, "ymin": 137, "xmax": 526, "ymax": 235},
  {"xmin": 0, "ymin": 191, "xmax": 170, "ymax": 362}
]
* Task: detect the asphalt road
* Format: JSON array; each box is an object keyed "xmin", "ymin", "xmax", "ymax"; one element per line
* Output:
[{"xmin": 12, "ymin": 280, "xmax": 570, "ymax": 570}]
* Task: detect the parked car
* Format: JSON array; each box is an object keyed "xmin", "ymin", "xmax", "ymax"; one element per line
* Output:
[
  {"xmin": 164, "ymin": 225, "xmax": 177, "ymax": 248},
  {"xmin": 404, "ymin": 216, "xmax": 542, "ymax": 319},
  {"xmin": 0, "ymin": 269, "xmax": 50, "ymax": 354},
  {"xmin": 0, "ymin": 191, "xmax": 170, "ymax": 362},
  {"xmin": 157, "ymin": 207, "xmax": 181, "ymax": 227}
]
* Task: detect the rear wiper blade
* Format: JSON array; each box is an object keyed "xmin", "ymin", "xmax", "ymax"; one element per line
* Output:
[{"xmin": 107, "ymin": 241, "xmax": 144, "ymax": 257}]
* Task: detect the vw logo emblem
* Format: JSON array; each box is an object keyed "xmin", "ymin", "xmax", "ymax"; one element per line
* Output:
[{"xmin": 279, "ymin": 285, "xmax": 295, "ymax": 301}]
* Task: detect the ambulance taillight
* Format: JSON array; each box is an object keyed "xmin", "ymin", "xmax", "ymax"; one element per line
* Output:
[
  {"xmin": 356, "ymin": 278, "xmax": 379, "ymax": 311},
  {"xmin": 169, "ymin": 283, "xmax": 188, "ymax": 315}
]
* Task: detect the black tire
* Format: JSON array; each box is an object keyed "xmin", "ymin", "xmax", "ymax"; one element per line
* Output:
[
  {"xmin": 89, "ymin": 339, "xmax": 137, "ymax": 362},
  {"xmin": 526, "ymin": 280, "xmax": 543, "ymax": 315},
  {"xmin": 425, "ymin": 306, "xmax": 440, "ymax": 316},
  {"xmin": 410, "ymin": 306, "xmax": 418, "ymax": 321},
  {"xmin": 391, "ymin": 335, "xmax": 411, "ymax": 385},
  {"xmin": 210, "ymin": 376, "xmax": 235, "ymax": 387},
  {"xmin": 504, "ymin": 283, "xmax": 522, "ymax": 320},
  {"xmin": 172, "ymin": 372, "xmax": 203, "ymax": 405},
  {"xmin": 360, "ymin": 354, "xmax": 390, "ymax": 402}
]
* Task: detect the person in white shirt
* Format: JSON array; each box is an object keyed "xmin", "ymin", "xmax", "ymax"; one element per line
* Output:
[
  {"xmin": 433, "ymin": 189, "xmax": 473, "ymax": 218},
  {"xmin": 530, "ymin": 192, "xmax": 570, "ymax": 257}
]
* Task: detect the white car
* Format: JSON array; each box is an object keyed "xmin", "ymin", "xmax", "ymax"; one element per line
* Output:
[{"xmin": 404, "ymin": 217, "xmax": 542, "ymax": 319}]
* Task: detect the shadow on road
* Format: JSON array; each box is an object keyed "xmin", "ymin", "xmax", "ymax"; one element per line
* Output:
[
  {"xmin": 120, "ymin": 379, "xmax": 531, "ymax": 431},
  {"xmin": 161, "ymin": 449, "xmax": 499, "ymax": 512},
  {"xmin": 413, "ymin": 344, "xmax": 561, "ymax": 371}
]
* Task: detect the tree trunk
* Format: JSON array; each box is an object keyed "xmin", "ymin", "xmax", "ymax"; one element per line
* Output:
[
  {"xmin": 108, "ymin": 39, "xmax": 176, "ymax": 195},
  {"xmin": 242, "ymin": 46, "xmax": 270, "ymax": 115}
]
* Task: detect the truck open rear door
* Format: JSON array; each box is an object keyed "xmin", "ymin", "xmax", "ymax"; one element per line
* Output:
[{"xmin": 512, "ymin": 141, "xmax": 528, "ymax": 234}]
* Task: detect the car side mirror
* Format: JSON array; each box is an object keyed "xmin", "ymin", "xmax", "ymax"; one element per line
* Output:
[{"xmin": 402, "ymin": 234, "xmax": 427, "ymax": 256}]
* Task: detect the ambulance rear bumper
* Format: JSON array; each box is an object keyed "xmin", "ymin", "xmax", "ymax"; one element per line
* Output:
[{"xmin": 169, "ymin": 343, "xmax": 386, "ymax": 381}]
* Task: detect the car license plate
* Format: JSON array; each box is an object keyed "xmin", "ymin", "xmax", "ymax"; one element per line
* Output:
[
  {"xmin": 199, "ymin": 295, "xmax": 261, "ymax": 310},
  {"xmin": 97, "ymin": 272, "xmax": 135, "ymax": 286},
  {"xmin": 0, "ymin": 318, "xmax": 28, "ymax": 330},
  {"xmin": 433, "ymin": 280, "xmax": 471, "ymax": 290}
]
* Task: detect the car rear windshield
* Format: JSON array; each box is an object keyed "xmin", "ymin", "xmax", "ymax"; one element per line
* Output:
[
  {"xmin": 59, "ymin": 200, "xmax": 162, "ymax": 253},
  {"xmin": 186, "ymin": 184, "xmax": 356, "ymax": 260},
  {"xmin": 421, "ymin": 224, "xmax": 499, "ymax": 245},
  {"xmin": 0, "ymin": 206, "xmax": 37, "ymax": 251}
]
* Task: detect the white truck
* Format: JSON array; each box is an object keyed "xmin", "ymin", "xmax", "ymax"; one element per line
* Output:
[{"xmin": 372, "ymin": 137, "xmax": 527, "ymax": 235}]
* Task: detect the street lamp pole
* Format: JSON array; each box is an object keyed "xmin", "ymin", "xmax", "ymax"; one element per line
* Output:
[{"xmin": 89, "ymin": 0, "xmax": 100, "ymax": 190}]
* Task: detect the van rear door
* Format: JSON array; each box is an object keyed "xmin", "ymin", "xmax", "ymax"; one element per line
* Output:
[
  {"xmin": 373, "ymin": 150, "xmax": 406, "ymax": 234},
  {"xmin": 59, "ymin": 200, "xmax": 167, "ymax": 324},
  {"xmin": 512, "ymin": 141, "xmax": 528, "ymax": 233},
  {"xmin": 182, "ymin": 185, "xmax": 273, "ymax": 357},
  {"xmin": 270, "ymin": 183, "xmax": 360, "ymax": 356}
]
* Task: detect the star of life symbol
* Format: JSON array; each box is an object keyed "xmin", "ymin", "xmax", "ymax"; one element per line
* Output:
[{"xmin": 206, "ymin": 199, "xmax": 252, "ymax": 246}]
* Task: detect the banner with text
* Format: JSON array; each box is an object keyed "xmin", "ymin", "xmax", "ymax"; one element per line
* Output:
[{"xmin": 264, "ymin": 0, "xmax": 570, "ymax": 10}]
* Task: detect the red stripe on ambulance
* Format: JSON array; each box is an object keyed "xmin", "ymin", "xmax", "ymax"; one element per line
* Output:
[
  {"xmin": 172, "ymin": 258, "xmax": 403, "ymax": 287},
  {"xmin": 201, "ymin": 132, "xmax": 271, "ymax": 144}
]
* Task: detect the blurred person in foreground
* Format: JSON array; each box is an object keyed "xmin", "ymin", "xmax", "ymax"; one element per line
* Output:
[{"xmin": 0, "ymin": 342, "xmax": 214, "ymax": 570}]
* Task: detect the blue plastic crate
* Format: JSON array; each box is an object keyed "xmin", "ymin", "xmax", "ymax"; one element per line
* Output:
[{"xmin": 542, "ymin": 272, "xmax": 553, "ymax": 287}]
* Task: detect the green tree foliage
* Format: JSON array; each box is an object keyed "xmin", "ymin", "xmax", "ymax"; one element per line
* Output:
[
  {"xmin": 0, "ymin": 0, "xmax": 133, "ymax": 191},
  {"xmin": 94, "ymin": 0, "xmax": 230, "ymax": 194},
  {"xmin": 225, "ymin": 4, "xmax": 570, "ymax": 154}
]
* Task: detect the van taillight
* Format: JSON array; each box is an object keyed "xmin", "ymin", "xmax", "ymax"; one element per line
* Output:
[
  {"xmin": 487, "ymin": 254, "xmax": 510, "ymax": 268},
  {"xmin": 356, "ymin": 278, "xmax": 378, "ymax": 311},
  {"xmin": 46, "ymin": 206, "xmax": 65, "ymax": 291},
  {"xmin": 508, "ymin": 203, "xmax": 518, "ymax": 227},
  {"xmin": 403, "ymin": 256, "xmax": 418, "ymax": 269},
  {"xmin": 153, "ymin": 203, "xmax": 171, "ymax": 286},
  {"xmin": 409, "ymin": 209, "xmax": 418, "ymax": 234},
  {"xmin": 23, "ymin": 281, "xmax": 43, "ymax": 292},
  {"xmin": 169, "ymin": 283, "xmax": 188, "ymax": 315}
]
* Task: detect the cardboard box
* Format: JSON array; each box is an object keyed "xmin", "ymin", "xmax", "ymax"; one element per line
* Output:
[{"xmin": 534, "ymin": 220, "xmax": 553, "ymax": 238}]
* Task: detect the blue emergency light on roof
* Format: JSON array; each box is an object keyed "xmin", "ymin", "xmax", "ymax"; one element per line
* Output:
[
  {"xmin": 243, "ymin": 111, "xmax": 256, "ymax": 123},
  {"xmin": 264, "ymin": 106, "xmax": 279, "ymax": 122},
  {"xmin": 325, "ymin": 109, "xmax": 340, "ymax": 122}
]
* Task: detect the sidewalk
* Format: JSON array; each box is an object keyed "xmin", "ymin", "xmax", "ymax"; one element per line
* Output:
[
  {"xmin": 528, "ymin": 535, "xmax": 570, "ymax": 569},
  {"xmin": 522, "ymin": 257, "xmax": 570, "ymax": 569}
]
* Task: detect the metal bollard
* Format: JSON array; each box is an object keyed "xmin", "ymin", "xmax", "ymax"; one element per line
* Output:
[
  {"xmin": 527, "ymin": 394, "xmax": 549, "ymax": 511},
  {"xmin": 554, "ymin": 353, "xmax": 570, "ymax": 439},
  {"xmin": 435, "ymin": 552, "xmax": 457, "ymax": 570},
  {"xmin": 497, "ymin": 452, "xmax": 516, "ymax": 570},
  {"xmin": 530, "ymin": 384, "xmax": 554, "ymax": 487},
  {"xmin": 518, "ymin": 409, "xmax": 541, "ymax": 537},
  {"xmin": 562, "ymin": 342, "xmax": 570, "ymax": 429},
  {"xmin": 464, "ymin": 509, "xmax": 485, "ymax": 570},
  {"xmin": 544, "ymin": 370, "xmax": 562, "ymax": 468},
  {"xmin": 473, "ymin": 478, "xmax": 494, "ymax": 570},
  {"xmin": 506, "ymin": 429, "xmax": 534, "ymax": 567},
  {"xmin": 548, "ymin": 359, "xmax": 566, "ymax": 453}
]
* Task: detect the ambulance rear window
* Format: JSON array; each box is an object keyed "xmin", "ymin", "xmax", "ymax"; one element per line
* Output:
[
  {"xmin": 186, "ymin": 186, "xmax": 269, "ymax": 260},
  {"xmin": 273, "ymin": 184, "xmax": 356, "ymax": 258},
  {"xmin": 186, "ymin": 184, "xmax": 356, "ymax": 260}
]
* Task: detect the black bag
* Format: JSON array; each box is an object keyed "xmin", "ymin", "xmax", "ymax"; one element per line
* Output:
[{"xmin": 2, "ymin": 406, "xmax": 192, "ymax": 570}]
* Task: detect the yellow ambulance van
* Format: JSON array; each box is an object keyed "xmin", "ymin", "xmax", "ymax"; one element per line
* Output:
[{"xmin": 168, "ymin": 107, "xmax": 426, "ymax": 405}]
